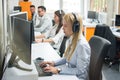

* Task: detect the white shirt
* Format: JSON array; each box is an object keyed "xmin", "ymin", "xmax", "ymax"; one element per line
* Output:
[
  {"xmin": 32, "ymin": 12, "xmax": 37, "ymax": 26},
  {"xmin": 34, "ymin": 14, "xmax": 52, "ymax": 33},
  {"xmin": 54, "ymin": 34, "xmax": 91, "ymax": 80},
  {"xmin": 44, "ymin": 24, "xmax": 58, "ymax": 38},
  {"xmin": 51, "ymin": 27, "xmax": 65, "ymax": 50}
]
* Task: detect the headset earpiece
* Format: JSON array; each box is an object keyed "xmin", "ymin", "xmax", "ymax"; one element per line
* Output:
[{"xmin": 72, "ymin": 13, "xmax": 80, "ymax": 33}]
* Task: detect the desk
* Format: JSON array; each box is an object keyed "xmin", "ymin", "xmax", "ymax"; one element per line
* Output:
[
  {"xmin": 32, "ymin": 43, "xmax": 79, "ymax": 80},
  {"xmin": 110, "ymin": 27, "xmax": 120, "ymax": 38},
  {"xmin": 110, "ymin": 27, "xmax": 120, "ymax": 72},
  {"xmin": 113, "ymin": 32, "xmax": 120, "ymax": 72},
  {"xmin": 3, "ymin": 43, "xmax": 79, "ymax": 80},
  {"xmin": 112, "ymin": 32, "xmax": 120, "ymax": 38},
  {"xmin": 32, "ymin": 43, "xmax": 60, "ymax": 61}
]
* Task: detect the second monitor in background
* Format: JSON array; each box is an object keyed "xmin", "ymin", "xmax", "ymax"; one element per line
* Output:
[
  {"xmin": 87, "ymin": 11, "xmax": 98, "ymax": 23},
  {"xmin": 14, "ymin": 6, "xmax": 21, "ymax": 12},
  {"xmin": 115, "ymin": 15, "xmax": 120, "ymax": 27}
]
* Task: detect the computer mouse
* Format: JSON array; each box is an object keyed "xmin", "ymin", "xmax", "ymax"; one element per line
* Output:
[
  {"xmin": 116, "ymin": 29, "xmax": 120, "ymax": 32},
  {"xmin": 36, "ymin": 57, "xmax": 44, "ymax": 61}
]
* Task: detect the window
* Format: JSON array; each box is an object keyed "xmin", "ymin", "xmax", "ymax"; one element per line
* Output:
[
  {"xmin": 44, "ymin": 0, "xmax": 59, "ymax": 13},
  {"xmin": 63, "ymin": 0, "xmax": 81, "ymax": 13},
  {"xmin": 90, "ymin": 0, "xmax": 107, "ymax": 12}
]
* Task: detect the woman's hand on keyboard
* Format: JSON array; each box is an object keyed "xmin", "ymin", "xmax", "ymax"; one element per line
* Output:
[
  {"xmin": 43, "ymin": 66, "xmax": 59, "ymax": 74},
  {"xmin": 35, "ymin": 39, "xmax": 42, "ymax": 43},
  {"xmin": 40, "ymin": 61, "xmax": 55, "ymax": 68}
]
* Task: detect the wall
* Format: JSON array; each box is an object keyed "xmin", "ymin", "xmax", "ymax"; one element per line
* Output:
[
  {"xmin": 0, "ymin": 0, "xmax": 7, "ymax": 79},
  {"xmin": 119, "ymin": 0, "xmax": 120, "ymax": 14},
  {"xmin": 8, "ymin": 0, "xmax": 19, "ymax": 13},
  {"xmin": 107, "ymin": 0, "xmax": 114, "ymax": 26},
  {"xmin": 0, "ymin": 0, "xmax": 3, "ymax": 78},
  {"xmin": 8, "ymin": 0, "xmax": 41, "ymax": 13},
  {"xmin": 106, "ymin": 0, "xmax": 119, "ymax": 26}
]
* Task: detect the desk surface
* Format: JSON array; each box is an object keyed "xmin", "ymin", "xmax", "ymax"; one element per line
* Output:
[
  {"xmin": 32, "ymin": 43, "xmax": 79, "ymax": 80},
  {"xmin": 3, "ymin": 43, "xmax": 79, "ymax": 80},
  {"xmin": 110, "ymin": 27, "xmax": 120, "ymax": 38},
  {"xmin": 32, "ymin": 43, "xmax": 60, "ymax": 61},
  {"xmin": 83, "ymin": 20, "xmax": 97, "ymax": 27}
]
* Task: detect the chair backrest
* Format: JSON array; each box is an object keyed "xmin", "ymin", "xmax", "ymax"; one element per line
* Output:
[
  {"xmin": 89, "ymin": 36, "xmax": 111, "ymax": 80},
  {"xmin": 59, "ymin": 36, "xmax": 67, "ymax": 57},
  {"xmin": 94, "ymin": 24, "xmax": 116, "ymax": 60}
]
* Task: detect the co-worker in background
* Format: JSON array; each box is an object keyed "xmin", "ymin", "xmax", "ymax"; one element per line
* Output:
[
  {"xmin": 19, "ymin": 0, "xmax": 32, "ymax": 20},
  {"xmin": 34, "ymin": 6, "xmax": 52, "ymax": 33},
  {"xmin": 40, "ymin": 13, "xmax": 91, "ymax": 80},
  {"xmin": 30, "ymin": 5, "xmax": 37, "ymax": 25},
  {"xmin": 35, "ymin": 10, "xmax": 65, "ymax": 51}
]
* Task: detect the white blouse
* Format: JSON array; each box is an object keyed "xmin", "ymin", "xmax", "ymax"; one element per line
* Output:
[
  {"xmin": 44, "ymin": 25, "xmax": 64, "ymax": 50},
  {"xmin": 44, "ymin": 24, "xmax": 58, "ymax": 38}
]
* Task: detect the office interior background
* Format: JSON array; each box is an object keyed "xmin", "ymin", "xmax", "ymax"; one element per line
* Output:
[{"xmin": 0, "ymin": 0, "xmax": 120, "ymax": 79}]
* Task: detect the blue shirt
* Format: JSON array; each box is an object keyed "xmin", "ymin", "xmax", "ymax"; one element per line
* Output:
[{"xmin": 54, "ymin": 34, "xmax": 91, "ymax": 80}]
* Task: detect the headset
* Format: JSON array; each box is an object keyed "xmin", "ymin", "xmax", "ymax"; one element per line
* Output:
[{"xmin": 72, "ymin": 13, "xmax": 80, "ymax": 33}]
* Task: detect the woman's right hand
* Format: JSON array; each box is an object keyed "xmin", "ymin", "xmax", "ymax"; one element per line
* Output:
[
  {"xmin": 40, "ymin": 61, "xmax": 55, "ymax": 68},
  {"xmin": 35, "ymin": 39, "xmax": 42, "ymax": 43}
]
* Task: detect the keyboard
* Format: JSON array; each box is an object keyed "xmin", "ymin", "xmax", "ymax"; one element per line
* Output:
[{"xmin": 33, "ymin": 58, "xmax": 52, "ymax": 76}]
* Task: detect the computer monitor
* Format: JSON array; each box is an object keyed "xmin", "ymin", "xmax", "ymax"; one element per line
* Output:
[
  {"xmin": 115, "ymin": 15, "xmax": 120, "ymax": 27},
  {"xmin": 30, "ymin": 21, "xmax": 35, "ymax": 43},
  {"xmin": 8, "ymin": 17, "xmax": 32, "ymax": 71},
  {"xmin": 8, "ymin": 12, "xmax": 27, "ymax": 43},
  {"xmin": 14, "ymin": 6, "xmax": 21, "ymax": 12},
  {"xmin": 88, "ymin": 11, "xmax": 98, "ymax": 22},
  {"xmin": 88, "ymin": 11, "xmax": 97, "ymax": 19}
]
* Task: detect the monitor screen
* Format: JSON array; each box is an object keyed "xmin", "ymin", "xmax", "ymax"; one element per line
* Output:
[
  {"xmin": 13, "ymin": 17, "xmax": 31, "ymax": 65},
  {"xmin": 8, "ymin": 17, "xmax": 32, "ymax": 71},
  {"xmin": 14, "ymin": 6, "xmax": 21, "ymax": 12},
  {"xmin": 88, "ymin": 11, "xmax": 97, "ymax": 19},
  {"xmin": 115, "ymin": 15, "xmax": 120, "ymax": 26},
  {"xmin": 8, "ymin": 12, "xmax": 27, "ymax": 43}
]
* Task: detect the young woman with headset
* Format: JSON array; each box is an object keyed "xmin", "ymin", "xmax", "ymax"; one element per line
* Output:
[
  {"xmin": 40, "ymin": 13, "xmax": 91, "ymax": 80},
  {"xmin": 35, "ymin": 10, "xmax": 65, "ymax": 50}
]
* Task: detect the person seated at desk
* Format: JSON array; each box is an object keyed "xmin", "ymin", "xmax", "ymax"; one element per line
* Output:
[
  {"xmin": 34, "ymin": 6, "xmax": 52, "ymax": 33},
  {"xmin": 30, "ymin": 5, "xmax": 37, "ymax": 25},
  {"xmin": 40, "ymin": 13, "xmax": 91, "ymax": 80},
  {"xmin": 35, "ymin": 10, "xmax": 65, "ymax": 51}
]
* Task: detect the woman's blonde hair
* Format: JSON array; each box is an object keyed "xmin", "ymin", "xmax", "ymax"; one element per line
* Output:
[{"xmin": 64, "ymin": 13, "xmax": 83, "ymax": 61}]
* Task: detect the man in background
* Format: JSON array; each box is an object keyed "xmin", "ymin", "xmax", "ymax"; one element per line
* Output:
[
  {"xmin": 34, "ymin": 6, "xmax": 52, "ymax": 33},
  {"xmin": 30, "ymin": 5, "xmax": 37, "ymax": 25}
]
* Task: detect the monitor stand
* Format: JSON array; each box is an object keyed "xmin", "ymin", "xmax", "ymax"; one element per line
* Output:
[{"xmin": 8, "ymin": 53, "xmax": 32, "ymax": 71}]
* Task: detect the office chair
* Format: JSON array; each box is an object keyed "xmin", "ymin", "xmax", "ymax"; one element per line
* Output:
[
  {"xmin": 89, "ymin": 36, "xmax": 111, "ymax": 80},
  {"xmin": 94, "ymin": 24, "xmax": 117, "ymax": 67},
  {"xmin": 59, "ymin": 36, "xmax": 67, "ymax": 57}
]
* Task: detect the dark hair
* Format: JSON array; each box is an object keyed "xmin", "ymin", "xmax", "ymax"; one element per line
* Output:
[
  {"xmin": 55, "ymin": 10, "xmax": 65, "ymax": 34},
  {"xmin": 38, "ymin": 6, "xmax": 46, "ymax": 12},
  {"xmin": 24, "ymin": 0, "xmax": 29, "ymax": 2},
  {"xmin": 30, "ymin": 5, "xmax": 35, "ymax": 8}
]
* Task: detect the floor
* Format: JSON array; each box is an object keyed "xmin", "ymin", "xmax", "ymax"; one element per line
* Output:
[{"xmin": 102, "ymin": 63, "xmax": 120, "ymax": 80}]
